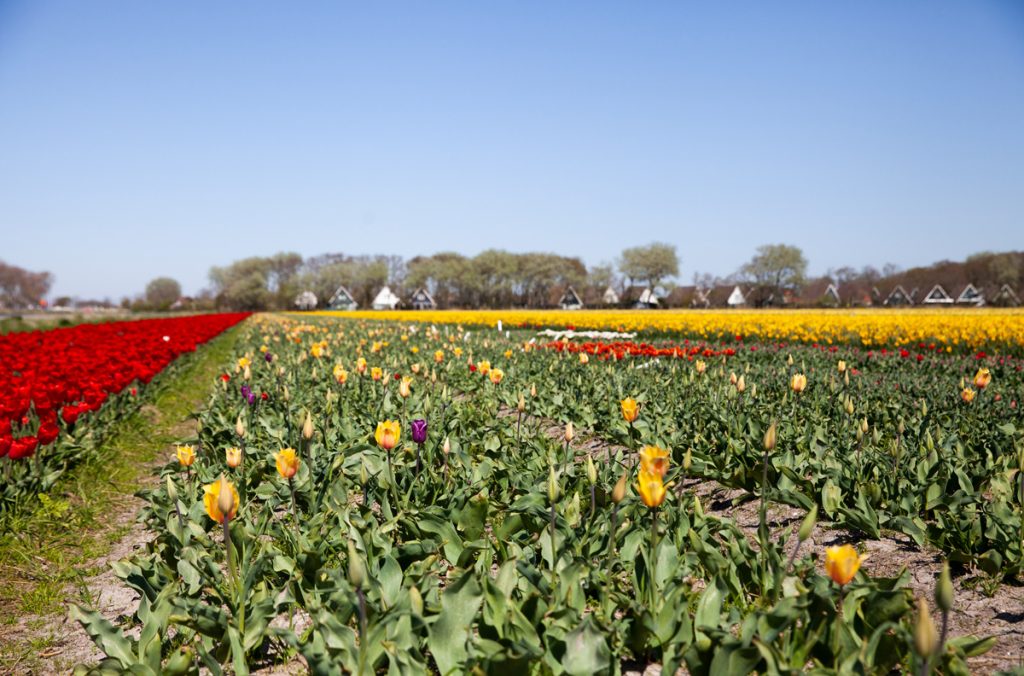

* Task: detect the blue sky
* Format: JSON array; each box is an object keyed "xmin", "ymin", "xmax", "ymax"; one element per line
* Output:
[{"xmin": 1, "ymin": 1, "xmax": 1022, "ymax": 300}]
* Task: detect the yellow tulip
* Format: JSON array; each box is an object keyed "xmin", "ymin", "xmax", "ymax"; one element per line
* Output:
[
  {"xmin": 824, "ymin": 544, "xmax": 866, "ymax": 585},
  {"xmin": 637, "ymin": 469, "xmax": 667, "ymax": 508},
  {"xmin": 695, "ymin": 360, "xmax": 707, "ymax": 374},
  {"xmin": 399, "ymin": 376, "xmax": 413, "ymax": 398},
  {"xmin": 579, "ymin": 353, "xmax": 589, "ymax": 364},
  {"xmin": 489, "ymin": 368, "xmax": 504, "ymax": 384},
  {"xmin": 237, "ymin": 357, "xmax": 250, "ymax": 369},
  {"xmin": 973, "ymin": 367, "xmax": 991, "ymax": 389},
  {"xmin": 203, "ymin": 477, "xmax": 239, "ymax": 523},
  {"xmin": 477, "ymin": 360, "xmax": 491, "ymax": 375},
  {"xmin": 176, "ymin": 444, "xmax": 196, "ymax": 467},
  {"xmin": 961, "ymin": 387, "xmax": 976, "ymax": 403},
  {"xmin": 434, "ymin": 349, "xmax": 445, "ymax": 363},
  {"xmin": 225, "ymin": 447, "xmax": 242, "ymax": 469},
  {"xmin": 837, "ymin": 360, "xmax": 846, "ymax": 373},
  {"xmin": 375, "ymin": 420, "xmax": 401, "ymax": 451},
  {"xmin": 620, "ymin": 398, "xmax": 639, "ymax": 423},
  {"xmin": 791, "ymin": 373, "xmax": 808, "ymax": 393},
  {"xmin": 276, "ymin": 448, "xmax": 300, "ymax": 479},
  {"xmin": 333, "ymin": 364, "xmax": 348, "ymax": 384},
  {"xmin": 356, "ymin": 357, "xmax": 367, "ymax": 374},
  {"xmin": 639, "ymin": 445, "xmax": 670, "ymax": 478},
  {"xmin": 371, "ymin": 367, "xmax": 383, "ymax": 381}
]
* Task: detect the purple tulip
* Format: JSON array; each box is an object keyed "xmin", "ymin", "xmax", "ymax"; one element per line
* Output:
[
  {"xmin": 265, "ymin": 352, "xmax": 273, "ymax": 363},
  {"xmin": 410, "ymin": 418, "xmax": 428, "ymax": 445}
]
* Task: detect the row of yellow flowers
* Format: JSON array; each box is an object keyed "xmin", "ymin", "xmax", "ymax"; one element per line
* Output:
[{"xmin": 304, "ymin": 308, "xmax": 1024, "ymax": 350}]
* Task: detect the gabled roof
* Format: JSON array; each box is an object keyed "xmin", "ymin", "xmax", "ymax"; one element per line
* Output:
[
  {"xmin": 921, "ymin": 284, "xmax": 953, "ymax": 304},
  {"xmin": 328, "ymin": 285, "xmax": 357, "ymax": 309},
  {"xmin": 665, "ymin": 286, "xmax": 699, "ymax": 308},
  {"xmin": 622, "ymin": 286, "xmax": 658, "ymax": 306},
  {"xmin": 954, "ymin": 283, "xmax": 984, "ymax": 305},
  {"xmin": 800, "ymin": 278, "xmax": 841, "ymax": 306},
  {"xmin": 884, "ymin": 285, "xmax": 913, "ymax": 306},
  {"xmin": 602, "ymin": 286, "xmax": 620, "ymax": 304},
  {"xmin": 558, "ymin": 286, "xmax": 583, "ymax": 308},
  {"xmin": 992, "ymin": 284, "xmax": 1020, "ymax": 307},
  {"xmin": 409, "ymin": 287, "xmax": 436, "ymax": 308},
  {"xmin": 372, "ymin": 286, "xmax": 400, "ymax": 309}
]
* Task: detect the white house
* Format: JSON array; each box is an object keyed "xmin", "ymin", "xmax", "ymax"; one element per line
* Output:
[
  {"xmin": 559, "ymin": 287, "xmax": 584, "ymax": 310},
  {"xmin": 602, "ymin": 286, "xmax": 620, "ymax": 306},
  {"xmin": 922, "ymin": 285, "xmax": 953, "ymax": 304},
  {"xmin": 409, "ymin": 288, "xmax": 437, "ymax": 310},
  {"xmin": 372, "ymin": 286, "xmax": 401, "ymax": 310},
  {"xmin": 328, "ymin": 286, "xmax": 358, "ymax": 311}
]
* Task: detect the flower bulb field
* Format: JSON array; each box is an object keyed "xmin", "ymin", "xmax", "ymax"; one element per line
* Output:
[{"xmin": 6, "ymin": 310, "xmax": 1024, "ymax": 673}]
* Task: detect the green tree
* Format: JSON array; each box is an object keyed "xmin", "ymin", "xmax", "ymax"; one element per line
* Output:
[
  {"xmin": 741, "ymin": 244, "xmax": 808, "ymax": 307},
  {"xmin": 144, "ymin": 277, "xmax": 182, "ymax": 310},
  {"xmin": 618, "ymin": 242, "xmax": 679, "ymax": 289}
]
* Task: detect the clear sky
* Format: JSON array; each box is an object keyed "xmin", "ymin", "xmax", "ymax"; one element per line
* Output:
[{"xmin": 1, "ymin": 1, "xmax": 1022, "ymax": 300}]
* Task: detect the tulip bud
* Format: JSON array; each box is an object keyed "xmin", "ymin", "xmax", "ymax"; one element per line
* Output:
[
  {"xmin": 564, "ymin": 421, "xmax": 574, "ymax": 443},
  {"xmin": 750, "ymin": 384, "xmax": 757, "ymax": 398},
  {"xmin": 235, "ymin": 415, "xmax": 246, "ymax": 439},
  {"xmin": 586, "ymin": 456, "xmax": 597, "ymax": 484},
  {"xmin": 898, "ymin": 418, "xmax": 905, "ymax": 436},
  {"xmin": 845, "ymin": 399, "xmax": 854, "ymax": 416},
  {"xmin": 517, "ymin": 393, "xmax": 526, "ymax": 413},
  {"xmin": 762, "ymin": 422, "xmax": 777, "ymax": 452},
  {"xmin": 359, "ymin": 460, "xmax": 369, "ymax": 486},
  {"xmin": 914, "ymin": 598, "xmax": 939, "ymax": 658},
  {"xmin": 409, "ymin": 585, "xmax": 424, "ymax": 616},
  {"xmin": 787, "ymin": 354, "xmax": 794, "ymax": 366},
  {"xmin": 861, "ymin": 418, "xmax": 869, "ymax": 435},
  {"xmin": 683, "ymin": 448, "xmax": 692, "ymax": 472},
  {"xmin": 921, "ymin": 400, "xmax": 928, "ymax": 417},
  {"xmin": 302, "ymin": 411, "xmax": 314, "ymax": 440},
  {"xmin": 442, "ymin": 436, "xmax": 451, "ymax": 455},
  {"xmin": 166, "ymin": 474, "xmax": 178, "ymax": 503},
  {"xmin": 548, "ymin": 466, "xmax": 560, "ymax": 503},
  {"xmin": 347, "ymin": 540, "xmax": 367, "ymax": 589},
  {"xmin": 798, "ymin": 505, "xmax": 817, "ymax": 541},
  {"xmin": 936, "ymin": 561, "xmax": 953, "ymax": 613},
  {"xmin": 736, "ymin": 375, "xmax": 746, "ymax": 393},
  {"xmin": 217, "ymin": 475, "xmax": 235, "ymax": 519},
  {"xmin": 283, "ymin": 385, "xmax": 290, "ymax": 402},
  {"xmin": 843, "ymin": 370, "xmax": 850, "ymax": 386},
  {"xmin": 611, "ymin": 470, "xmax": 628, "ymax": 503},
  {"xmin": 530, "ymin": 383, "xmax": 537, "ymax": 397},
  {"xmin": 243, "ymin": 365, "xmax": 251, "ymax": 381}
]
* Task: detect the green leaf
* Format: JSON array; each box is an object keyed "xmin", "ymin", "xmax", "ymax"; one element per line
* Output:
[
  {"xmin": 427, "ymin": 571, "xmax": 483, "ymax": 675},
  {"xmin": 561, "ymin": 616, "xmax": 611, "ymax": 676}
]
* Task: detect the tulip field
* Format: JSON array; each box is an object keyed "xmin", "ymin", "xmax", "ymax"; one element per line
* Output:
[
  {"xmin": 0, "ymin": 313, "xmax": 249, "ymax": 509},
  {"xmin": 35, "ymin": 310, "xmax": 1018, "ymax": 675},
  {"xmin": 0, "ymin": 309, "xmax": 1019, "ymax": 673}
]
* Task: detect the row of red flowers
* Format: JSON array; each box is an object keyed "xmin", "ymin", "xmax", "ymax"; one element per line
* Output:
[{"xmin": 1, "ymin": 313, "xmax": 249, "ymax": 460}]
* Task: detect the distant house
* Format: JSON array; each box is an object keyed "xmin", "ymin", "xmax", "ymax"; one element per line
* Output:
[
  {"xmin": 884, "ymin": 285, "xmax": 913, "ymax": 306},
  {"xmin": 954, "ymin": 283, "xmax": 984, "ymax": 306},
  {"xmin": 991, "ymin": 284, "xmax": 1020, "ymax": 307},
  {"xmin": 328, "ymin": 286, "xmax": 358, "ymax": 311},
  {"xmin": 622, "ymin": 286, "xmax": 659, "ymax": 309},
  {"xmin": 294, "ymin": 291, "xmax": 318, "ymax": 311},
  {"xmin": 371, "ymin": 286, "xmax": 401, "ymax": 310},
  {"xmin": 921, "ymin": 284, "xmax": 953, "ymax": 305},
  {"xmin": 706, "ymin": 285, "xmax": 747, "ymax": 308},
  {"xmin": 170, "ymin": 296, "xmax": 195, "ymax": 311},
  {"xmin": 602, "ymin": 286, "xmax": 620, "ymax": 306},
  {"xmin": 558, "ymin": 286, "xmax": 584, "ymax": 310},
  {"xmin": 408, "ymin": 288, "xmax": 437, "ymax": 310},
  {"xmin": 798, "ymin": 279, "xmax": 841, "ymax": 307}
]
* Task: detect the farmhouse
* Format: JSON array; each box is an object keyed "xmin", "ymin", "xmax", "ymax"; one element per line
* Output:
[
  {"xmin": 558, "ymin": 286, "xmax": 583, "ymax": 310},
  {"xmin": 622, "ymin": 286, "xmax": 659, "ymax": 309},
  {"xmin": 408, "ymin": 288, "xmax": 437, "ymax": 310},
  {"xmin": 799, "ymin": 278, "xmax": 841, "ymax": 307},
  {"xmin": 883, "ymin": 285, "xmax": 913, "ymax": 306},
  {"xmin": 372, "ymin": 286, "xmax": 401, "ymax": 310},
  {"xmin": 707, "ymin": 285, "xmax": 746, "ymax": 308},
  {"xmin": 293, "ymin": 291, "xmax": 318, "ymax": 311},
  {"xmin": 327, "ymin": 286, "xmax": 358, "ymax": 311}
]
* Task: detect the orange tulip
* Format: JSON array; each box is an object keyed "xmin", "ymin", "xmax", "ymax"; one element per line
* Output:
[
  {"xmin": 620, "ymin": 398, "xmax": 639, "ymax": 423},
  {"xmin": 637, "ymin": 469, "xmax": 667, "ymax": 508},
  {"xmin": 333, "ymin": 364, "xmax": 348, "ymax": 384},
  {"xmin": 356, "ymin": 357, "xmax": 367, "ymax": 374},
  {"xmin": 961, "ymin": 387, "xmax": 976, "ymax": 403},
  {"xmin": 275, "ymin": 448, "xmax": 300, "ymax": 479},
  {"xmin": 371, "ymin": 367, "xmax": 383, "ymax": 381},
  {"xmin": 639, "ymin": 445, "xmax": 670, "ymax": 478},
  {"xmin": 973, "ymin": 367, "xmax": 991, "ymax": 389},
  {"xmin": 203, "ymin": 476, "xmax": 239, "ymax": 523},
  {"xmin": 225, "ymin": 447, "xmax": 242, "ymax": 469},
  {"xmin": 824, "ymin": 544, "xmax": 866, "ymax": 585},
  {"xmin": 791, "ymin": 373, "xmax": 808, "ymax": 393},
  {"xmin": 375, "ymin": 420, "xmax": 401, "ymax": 451},
  {"xmin": 434, "ymin": 349, "xmax": 445, "ymax": 363}
]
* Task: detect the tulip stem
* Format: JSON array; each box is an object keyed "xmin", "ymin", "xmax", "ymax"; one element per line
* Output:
[
  {"xmin": 589, "ymin": 483, "xmax": 596, "ymax": 522},
  {"xmin": 356, "ymin": 585, "xmax": 368, "ymax": 675},
  {"xmin": 288, "ymin": 478, "xmax": 299, "ymax": 527},
  {"xmin": 223, "ymin": 516, "xmax": 235, "ymax": 583},
  {"xmin": 938, "ymin": 607, "xmax": 950, "ymax": 661}
]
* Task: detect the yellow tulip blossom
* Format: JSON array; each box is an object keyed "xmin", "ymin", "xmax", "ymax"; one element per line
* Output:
[
  {"xmin": 620, "ymin": 398, "xmax": 639, "ymax": 423},
  {"xmin": 176, "ymin": 444, "xmax": 196, "ymax": 467},
  {"xmin": 225, "ymin": 447, "xmax": 242, "ymax": 469},
  {"xmin": 973, "ymin": 367, "xmax": 991, "ymax": 389},
  {"xmin": 824, "ymin": 544, "xmax": 866, "ymax": 586},
  {"xmin": 489, "ymin": 368, "xmax": 504, "ymax": 384},
  {"xmin": 637, "ymin": 469, "xmax": 667, "ymax": 508},
  {"xmin": 639, "ymin": 445, "xmax": 670, "ymax": 478},
  {"xmin": 375, "ymin": 420, "xmax": 401, "ymax": 451},
  {"xmin": 203, "ymin": 477, "xmax": 240, "ymax": 523},
  {"xmin": 275, "ymin": 448, "xmax": 300, "ymax": 479},
  {"xmin": 791, "ymin": 373, "xmax": 808, "ymax": 393}
]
